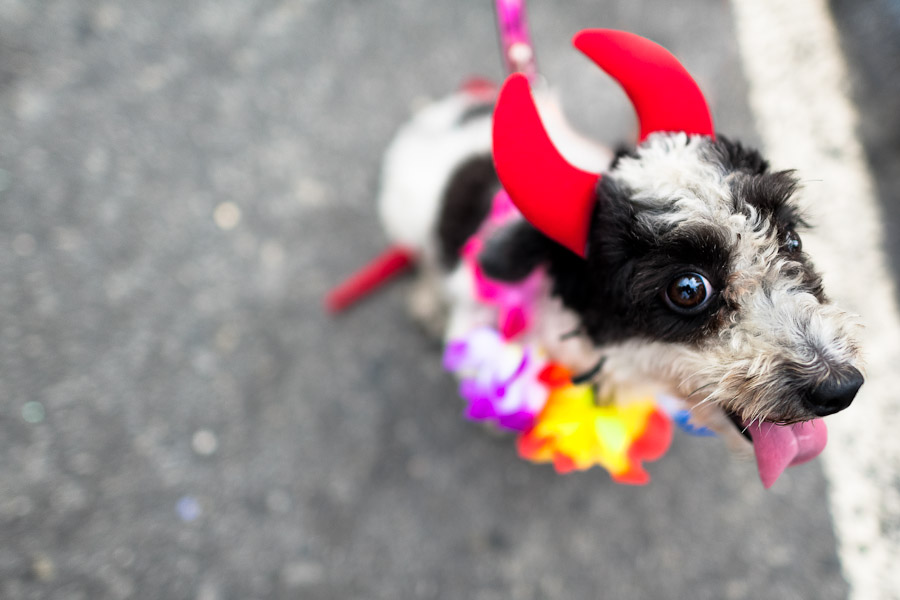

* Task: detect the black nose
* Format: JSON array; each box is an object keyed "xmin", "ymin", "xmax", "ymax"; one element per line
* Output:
[{"xmin": 806, "ymin": 367, "xmax": 864, "ymax": 416}]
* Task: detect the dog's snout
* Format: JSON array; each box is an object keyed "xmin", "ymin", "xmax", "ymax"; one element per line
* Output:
[{"xmin": 806, "ymin": 367, "xmax": 864, "ymax": 416}]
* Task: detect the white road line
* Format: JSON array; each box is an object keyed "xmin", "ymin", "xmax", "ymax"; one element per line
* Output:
[{"xmin": 731, "ymin": 1, "xmax": 900, "ymax": 597}]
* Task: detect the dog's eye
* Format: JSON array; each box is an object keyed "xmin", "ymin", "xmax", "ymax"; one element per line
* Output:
[
  {"xmin": 784, "ymin": 229, "xmax": 802, "ymax": 253},
  {"xmin": 664, "ymin": 273, "xmax": 713, "ymax": 313}
]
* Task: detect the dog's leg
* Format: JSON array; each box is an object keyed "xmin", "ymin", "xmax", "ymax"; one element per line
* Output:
[{"xmin": 406, "ymin": 261, "xmax": 448, "ymax": 339}]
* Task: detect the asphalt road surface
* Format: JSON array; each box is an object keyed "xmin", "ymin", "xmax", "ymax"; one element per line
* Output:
[{"xmin": 0, "ymin": 1, "xmax": 897, "ymax": 599}]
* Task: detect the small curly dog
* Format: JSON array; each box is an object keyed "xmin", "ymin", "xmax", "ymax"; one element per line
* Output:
[{"xmin": 376, "ymin": 30, "xmax": 863, "ymax": 485}]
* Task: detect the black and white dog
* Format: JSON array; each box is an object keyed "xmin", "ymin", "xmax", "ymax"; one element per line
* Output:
[{"xmin": 376, "ymin": 30, "xmax": 863, "ymax": 482}]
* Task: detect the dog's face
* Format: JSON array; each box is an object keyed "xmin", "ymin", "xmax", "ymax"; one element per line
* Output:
[{"xmin": 482, "ymin": 132, "xmax": 863, "ymax": 443}]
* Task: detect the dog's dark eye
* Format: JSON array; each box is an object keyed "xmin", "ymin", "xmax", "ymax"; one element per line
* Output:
[
  {"xmin": 784, "ymin": 229, "xmax": 802, "ymax": 253},
  {"xmin": 664, "ymin": 273, "xmax": 713, "ymax": 314}
]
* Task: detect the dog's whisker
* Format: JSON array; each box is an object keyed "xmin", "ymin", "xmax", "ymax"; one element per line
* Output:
[
  {"xmin": 683, "ymin": 381, "xmax": 715, "ymax": 399},
  {"xmin": 675, "ymin": 366, "xmax": 720, "ymax": 391},
  {"xmin": 687, "ymin": 393, "xmax": 722, "ymax": 413},
  {"xmin": 572, "ymin": 356, "xmax": 607, "ymax": 384},
  {"xmin": 559, "ymin": 327, "xmax": 585, "ymax": 341}
]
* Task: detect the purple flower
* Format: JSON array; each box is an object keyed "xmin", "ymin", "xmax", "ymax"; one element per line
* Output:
[{"xmin": 443, "ymin": 328, "xmax": 548, "ymax": 431}]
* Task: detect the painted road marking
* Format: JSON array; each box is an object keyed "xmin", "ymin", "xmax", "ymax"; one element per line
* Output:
[{"xmin": 731, "ymin": 0, "xmax": 900, "ymax": 597}]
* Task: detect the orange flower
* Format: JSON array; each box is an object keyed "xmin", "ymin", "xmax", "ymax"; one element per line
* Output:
[{"xmin": 517, "ymin": 368, "xmax": 672, "ymax": 484}]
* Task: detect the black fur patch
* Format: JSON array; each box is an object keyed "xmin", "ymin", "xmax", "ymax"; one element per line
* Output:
[
  {"xmin": 436, "ymin": 154, "xmax": 498, "ymax": 269},
  {"xmin": 707, "ymin": 136, "xmax": 769, "ymax": 175},
  {"xmin": 732, "ymin": 170, "xmax": 803, "ymax": 228},
  {"xmin": 609, "ymin": 144, "xmax": 639, "ymax": 169},
  {"xmin": 479, "ymin": 220, "xmax": 555, "ymax": 281},
  {"xmin": 709, "ymin": 137, "xmax": 804, "ymax": 230},
  {"xmin": 710, "ymin": 138, "xmax": 826, "ymax": 302},
  {"xmin": 564, "ymin": 177, "xmax": 735, "ymax": 346},
  {"xmin": 477, "ymin": 177, "xmax": 733, "ymax": 346},
  {"xmin": 457, "ymin": 102, "xmax": 494, "ymax": 125}
]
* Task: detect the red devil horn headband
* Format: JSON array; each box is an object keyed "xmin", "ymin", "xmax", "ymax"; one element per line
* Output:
[{"xmin": 492, "ymin": 29, "xmax": 715, "ymax": 256}]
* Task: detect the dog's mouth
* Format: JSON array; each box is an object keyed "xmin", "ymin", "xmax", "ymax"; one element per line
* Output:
[{"xmin": 725, "ymin": 410, "xmax": 827, "ymax": 488}]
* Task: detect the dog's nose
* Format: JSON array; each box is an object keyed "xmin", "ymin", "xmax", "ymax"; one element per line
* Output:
[{"xmin": 806, "ymin": 367, "xmax": 864, "ymax": 416}]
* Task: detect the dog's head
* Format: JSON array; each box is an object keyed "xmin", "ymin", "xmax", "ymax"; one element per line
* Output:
[{"xmin": 483, "ymin": 30, "xmax": 863, "ymax": 474}]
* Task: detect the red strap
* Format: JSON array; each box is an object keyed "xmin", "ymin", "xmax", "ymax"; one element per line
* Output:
[{"xmin": 324, "ymin": 246, "xmax": 415, "ymax": 313}]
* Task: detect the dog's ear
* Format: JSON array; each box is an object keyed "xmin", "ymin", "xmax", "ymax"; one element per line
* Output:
[
  {"xmin": 479, "ymin": 218, "xmax": 596, "ymax": 328},
  {"xmin": 478, "ymin": 220, "xmax": 554, "ymax": 282}
]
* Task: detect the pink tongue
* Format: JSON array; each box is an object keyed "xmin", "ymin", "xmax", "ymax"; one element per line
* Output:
[{"xmin": 747, "ymin": 420, "xmax": 828, "ymax": 489}]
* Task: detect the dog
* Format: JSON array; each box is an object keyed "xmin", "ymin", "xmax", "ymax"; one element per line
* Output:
[{"xmin": 375, "ymin": 29, "xmax": 864, "ymax": 484}]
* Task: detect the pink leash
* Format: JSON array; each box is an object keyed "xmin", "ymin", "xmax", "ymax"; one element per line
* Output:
[{"xmin": 495, "ymin": 0, "xmax": 538, "ymax": 83}]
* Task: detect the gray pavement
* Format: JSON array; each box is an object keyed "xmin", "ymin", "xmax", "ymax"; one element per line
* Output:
[
  {"xmin": 831, "ymin": 0, "xmax": 900, "ymax": 303},
  {"xmin": 0, "ymin": 1, "xmax": 894, "ymax": 599}
]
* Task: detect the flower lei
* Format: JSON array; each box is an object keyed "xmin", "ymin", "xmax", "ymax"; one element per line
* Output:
[{"xmin": 443, "ymin": 190, "xmax": 712, "ymax": 484}]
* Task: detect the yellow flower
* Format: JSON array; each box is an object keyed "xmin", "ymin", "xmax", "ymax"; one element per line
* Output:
[{"xmin": 517, "ymin": 380, "xmax": 672, "ymax": 484}]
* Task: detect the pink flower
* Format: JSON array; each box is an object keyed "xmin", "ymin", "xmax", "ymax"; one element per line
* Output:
[{"xmin": 461, "ymin": 191, "xmax": 544, "ymax": 339}]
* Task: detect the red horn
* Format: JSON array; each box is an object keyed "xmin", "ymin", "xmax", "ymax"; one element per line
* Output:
[
  {"xmin": 492, "ymin": 74, "xmax": 600, "ymax": 257},
  {"xmin": 573, "ymin": 29, "xmax": 715, "ymax": 141},
  {"xmin": 491, "ymin": 30, "xmax": 715, "ymax": 257}
]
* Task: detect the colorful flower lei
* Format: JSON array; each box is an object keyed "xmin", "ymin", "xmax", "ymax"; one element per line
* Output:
[{"xmin": 443, "ymin": 190, "xmax": 710, "ymax": 484}]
